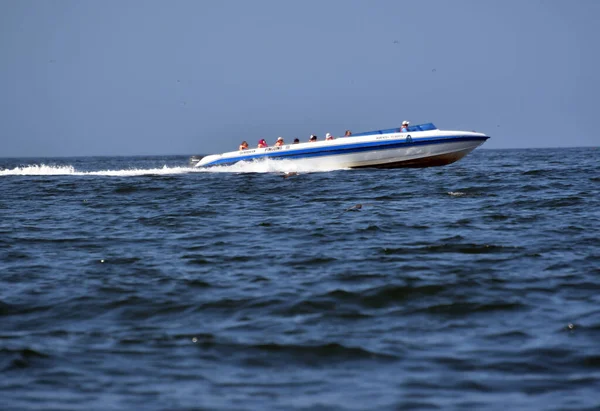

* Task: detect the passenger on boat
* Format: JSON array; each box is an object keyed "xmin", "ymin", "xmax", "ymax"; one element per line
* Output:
[
  {"xmin": 309, "ymin": 135, "xmax": 317, "ymax": 142},
  {"xmin": 275, "ymin": 137, "xmax": 284, "ymax": 146},
  {"xmin": 344, "ymin": 130, "xmax": 352, "ymax": 137},
  {"xmin": 400, "ymin": 121, "xmax": 410, "ymax": 132},
  {"xmin": 325, "ymin": 133, "xmax": 334, "ymax": 141},
  {"xmin": 258, "ymin": 139, "xmax": 268, "ymax": 148},
  {"xmin": 239, "ymin": 141, "xmax": 249, "ymax": 150},
  {"xmin": 293, "ymin": 138, "xmax": 300, "ymax": 144}
]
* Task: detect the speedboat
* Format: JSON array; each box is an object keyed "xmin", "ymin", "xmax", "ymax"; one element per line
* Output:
[{"xmin": 192, "ymin": 123, "xmax": 489, "ymax": 169}]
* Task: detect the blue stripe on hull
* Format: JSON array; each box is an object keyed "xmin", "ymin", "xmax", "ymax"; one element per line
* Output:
[{"xmin": 202, "ymin": 136, "xmax": 489, "ymax": 167}]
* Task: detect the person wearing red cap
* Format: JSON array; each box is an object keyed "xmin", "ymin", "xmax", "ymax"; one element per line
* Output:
[{"xmin": 258, "ymin": 139, "xmax": 268, "ymax": 148}]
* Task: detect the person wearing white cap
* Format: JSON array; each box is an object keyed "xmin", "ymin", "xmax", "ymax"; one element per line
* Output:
[
  {"xmin": 325, "ymin": 133, "xmax": 334, "ymax": 141},
  {"xmin": 400, "ymin": 120, "xmax": 410, "ymax": 132},
  {"xmin": 275, "ymin": 136, "xmax": 284, "ymax": 146}
]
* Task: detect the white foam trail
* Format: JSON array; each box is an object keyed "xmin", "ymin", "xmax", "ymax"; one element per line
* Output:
[
  {"xmin": 0, "ymin": 164, "xmax": 77, "ymax": 176},
  {"xmin": 86, "ymin": 166, "xmax": 198, "ymax": 176},
  {"xmin": 0, "ymin": 164, "xmax": 200, "ymax": 177},
  {"xmin": 0, "ymin": 159, "xmax": 346, "ymax": 177},
  {"xmin": 203, "ymin": 158, "xmax": 347, "ymax": 173}
]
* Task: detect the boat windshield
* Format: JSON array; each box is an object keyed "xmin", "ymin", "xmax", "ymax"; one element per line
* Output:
[{"xmin": 351, "ymin": 123, "xmax": 437, "ymax": 137}]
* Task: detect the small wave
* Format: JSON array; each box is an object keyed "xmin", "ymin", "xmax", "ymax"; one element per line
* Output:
[
  {"xmin": 96, "ymin": 257, "xmax": 142, "ymax": 265},
  {"xmin": 1, "ymin": 347, "xmax": 50, "ymax": 372},
  {"xmin": 174, "ymin": 332, "xmax": 397, "ymax": 361},
  {"xmin": 427, "ymin": 243, "xmax": 518, "ymax": 254},
  {"xmin": 290, "ymin": 256, "xmax": 338, "ymax": 266},
  {"xmin": 383, "ymin": 242, "xmax": 516, "ymax": 255},
  {"xmin": 542, "ymin": 196, "xmax": 584, "ymax": 208},
  {"xmin": 485, "ymin": 213, "xmax": 510, "ymax": 221},
  {"xmin": 357, "ymin": 224, "xmax": 385, "ymax": 232},
  {"xmin": 359, "ymin": 284, "xmax": 447, "ymax": 308},
  {"xmin": 113, "ymin": 184, "xmax": 163, "ymax": 194},
  {"xmin": 483, "ymin": 330, "xmax": 531, "ymax": 341},
  {"xmin": 448, "ymin": 191, "xmax": 466, "ymax": 196},
  {"xmin": 581, "ymin": 355, "xmax": 600, "ymax": 368},
  {"xmin": 0, "ymin": 251, "xmax": 31, "ymax": 262},
  {"xmin": 281, "ymin": 284, "xmax": 447, "ymax": 314},
  {"xmin": 251, "ymin": 342, "xmax": 396, "ymax": 360},
  {"xmin": 0, "ymin": 347, "xmax": 49, "ymax": 358},
  {"xmin": 0, "ymin": 300, "xmax": 18, "ymax": 316},
  {"xmin": 183, "ymin": 279, "xmax": 212, "ymax": 288},
  {"xmin": 418, "ymin": 300, "xmax": 527, "ymax": 315},
  {"xmin": 522, "ymin": 169, "xmax": 551, "ymax": 176}
]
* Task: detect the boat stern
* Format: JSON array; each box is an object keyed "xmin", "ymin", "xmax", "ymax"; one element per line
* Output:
[{"xmin": 194, "ymin": 154, "xmax": 222, "ymax": 168}]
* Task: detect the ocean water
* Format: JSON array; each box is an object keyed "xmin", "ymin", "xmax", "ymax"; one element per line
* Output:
[{"xmin": 1, "ymin": 147, "xmax": 599, "ymax": 411}]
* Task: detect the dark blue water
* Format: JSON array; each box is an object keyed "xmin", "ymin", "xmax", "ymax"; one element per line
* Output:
[{"xmin": 1, "ymin": 148, "xmax": 599, "ymax": 410}]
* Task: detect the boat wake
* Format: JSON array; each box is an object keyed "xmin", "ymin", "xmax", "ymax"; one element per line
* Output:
[
  {"xmin": 0, "ymin": 159, "xmax": 346, "ymax": 177},
  {"xmin": 0, "ymin": 164, "xmax": 198, "ymax": 177}
]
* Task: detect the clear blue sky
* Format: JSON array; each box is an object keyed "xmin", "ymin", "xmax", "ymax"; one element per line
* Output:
[{"xmin": 1, "ymin": 0, "xmax": 598, "ymax": 157}]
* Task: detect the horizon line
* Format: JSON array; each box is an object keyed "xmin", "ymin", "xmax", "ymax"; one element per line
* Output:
[{"xmin": 0, "ymin": 145, "xmax": 598, "ymax": 159}]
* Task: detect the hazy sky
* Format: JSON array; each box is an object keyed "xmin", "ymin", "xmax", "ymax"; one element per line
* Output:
[{"xmin": 1, "ymin": 0, "xmax": 598, "ymax": 157}]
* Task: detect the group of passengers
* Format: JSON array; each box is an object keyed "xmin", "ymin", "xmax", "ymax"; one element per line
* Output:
[
  {"xmin": 238, "ymin": 121, "xmax": 410, "ymax": 150},
  {"xmin": 239, "ymin": 129, "xmax": 354, "ymax": 150}
]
